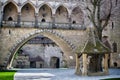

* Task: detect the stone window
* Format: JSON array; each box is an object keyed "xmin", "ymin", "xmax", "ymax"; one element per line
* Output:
[
  {"xmin": 58, "ymin": 8, "xmax": 61, "ymax": 15},
  {"xmin": 42, "ymin": 6, "xmax": 45, "ymax": 11},
  {"xmin": 41, "ymin": 19, "xmax": 46, "ymax": 22},
  {"xmin": 72, "ymin": 20, "xmax": 76, "ymax": 24},
  {"xmin": 116, "ymin": 0, "xmax": 118, "ymax": 5},
  {"xmin": 9, "ymin": 30, "xmax": 11, "ymax": 34},
  {"xmin": 8, "ymin": 17, "xmax": 13, "ymax": 21},
  {"xmin": 8, "ymin": 7, "xmax": 12, "ymax": 12},
  {"xmin": 113, "ymin": 62, "xmax": 117, "ymax": 67},
  {"xmin": 41, "ymin": 37, "xmax": 44, "ymax": 40},
  {"xmin": 52, "ymin": 43, "xmax": 55, "ymax": 47},
  {"xmin": 40, "ymin": 63, "xmax": 43, "ymax": 68},
  {"xmin": 42, "ymin": 13, "xmax": 46, "ymax": 17},
  {"xmin": 112, "ymin": 22, "xmax": 114, "ymax": 29},
  {"xmin": 26, "ymin": 6, "xmax": 29, "ymax": 10},
  {"xmin": 112, "ymin": 42, "xmax": 117, "ymax": 52}
]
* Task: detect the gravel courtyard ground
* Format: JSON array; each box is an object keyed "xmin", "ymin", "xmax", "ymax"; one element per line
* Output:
[{"xmin": 14, "ymin": 68, "xmax": 120, "ymax": 80}]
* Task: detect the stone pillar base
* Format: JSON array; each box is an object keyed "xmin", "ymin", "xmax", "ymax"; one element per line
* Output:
[{"xmin": 15, "ymin": 24, "xmax": 21, "ymax": 27}]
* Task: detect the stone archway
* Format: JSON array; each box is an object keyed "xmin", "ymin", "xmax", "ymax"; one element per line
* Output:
[
  {"xmin": 71, "ymin": 6, "xmax": 84, "ymax": 24},
  {"xmin": 3, "ymin": 2, "xmax": 18, "ymax": 21},
  {"xmin": 55, "ymin": 5, "xmax": 69, "ymax": 23},
  {"xmin": 39, "ymin": 4, "xmax": 52, "ymax": 22},
  {"xmin": 21, "ymin": 3, "xmax": 35, "ymax": 22},
  {"xmin": 41, "ymin": 18, "xmax": 46, "ymax": 22},
  {"xmin": 7, "ymin": 29, "xmax": 73, "ymax": 69},
  {"xmin": 50, "ymin": 57, "xmax": 60, "ymax": 68},
  {"xmin": 8, "ymin": 17, "xmax": 13, "ymax": 21}
]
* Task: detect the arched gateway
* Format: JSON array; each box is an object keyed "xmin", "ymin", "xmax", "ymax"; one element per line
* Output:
[
  {"xmin": 0, "ymin": 0, "xmax": 88, "ymax": 70},
  {"xmin": 6, "ymin": 29, "xmax": 74, "ymax": 69}
]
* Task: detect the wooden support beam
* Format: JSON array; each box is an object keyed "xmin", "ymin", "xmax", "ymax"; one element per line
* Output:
[
  {"xmin": 82, "ymin": 53, "xmax": 87, "ymax": 76},
  {"xmin": 75, "ymin": 54, "xmax": 81, "ymax": 75},
  {"xmin": 104, "ymin": 54, "xmax": 109, "ymax": 74}
]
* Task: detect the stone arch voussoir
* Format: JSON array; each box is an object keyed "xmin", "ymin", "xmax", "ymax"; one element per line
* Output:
[
  {"xmin": 2, "ymin": 1, "xmax": 19, "ymax": 12},
  {"xmin": 7, "ymin": 29, "xmax": 74, "ymax": 68}
]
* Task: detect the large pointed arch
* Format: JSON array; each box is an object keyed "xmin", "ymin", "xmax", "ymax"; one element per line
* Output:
[
  {"xmin": 21, "ymin": 3, "xmax": 35, "ymax": 22},
  {"xmin": 3, "ymin": 2, "xmax": 18, "ymax": 21},
  {"xmin": 38, "ymin": 4, "xmax": 52, "ymax": 22},
  {"xmin": 55, "ymin": 5, "xmax": 69, "ymax": 15},
  {"xmin": 7, "ymin": 30, "xmax": 73, "ymax": 68},
  {"xmin": 71, "ymin": 6, "xmax": 84, "ymax": 24},
  {"xmin": 55, "ymin": 5, "xmax": 69, "ymax": 23},
  {"xmin": 38, "ymin": 3, "xmax": 53, "ymax": 13},
  {"xmin": 21, "ymin": 1, "xmax": 36, "ymax": 13},
  {"xmin": 2, "ymin": 1, "xmax": 19, "ymax": 12}
]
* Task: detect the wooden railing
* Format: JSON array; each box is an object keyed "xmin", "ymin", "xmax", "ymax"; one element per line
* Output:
[{"xmin": 2, "ymin": 21, "xmax": 86, "ymax": 30}]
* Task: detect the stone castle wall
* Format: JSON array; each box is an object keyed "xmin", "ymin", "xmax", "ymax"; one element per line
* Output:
[
  {"xmin": 0, "ymin": 28, "xmax": 87, "ymax": 68},
  {"xmin": 0, "ymin": 0, "xmax": 120, "ymax": 68}
]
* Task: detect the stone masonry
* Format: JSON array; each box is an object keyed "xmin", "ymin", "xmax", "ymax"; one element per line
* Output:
[{"xmin": 0, "ymin": 0, "xmax": 120, "ymax": 69}]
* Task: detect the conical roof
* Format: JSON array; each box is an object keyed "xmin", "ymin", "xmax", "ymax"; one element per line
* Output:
[{"xmin": 76, "ymin": 28, "xmax": 110, "ymax": 54}]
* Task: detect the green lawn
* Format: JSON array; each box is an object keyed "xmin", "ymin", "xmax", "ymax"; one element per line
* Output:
[
  {"xmin": 101, "ymin": 78, "xmax": 120, "ymax": 80},
  {"xmin": 0, "ymin": 70, "xmax": 16, "ymax": 80}
]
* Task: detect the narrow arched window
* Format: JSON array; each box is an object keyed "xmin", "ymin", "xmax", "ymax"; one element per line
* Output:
[
  {"xmin": 112, "ymin": 42, "xmax": 117, "ymax": 52},
  {"xmin": 8, "ymin": 17, "xmax": 13, "ymax": 21},
  {"xmin": 58, "ymin": 8, "xmax": 61, "ymax": 15},
  {"xmin": 113, "ymin": 62, "xmax": 117, "ymax": 67},
  {"xmin": 42, "ymin": 13, "xmax": 46, "ymax": 17},
  {"xmin": 42, "ymin": 6, "xmax": 45, "ymax": 11},
  {"xmin": 116, "ymin": 0, "xmax": 118, "ymax": 5},
  {"xmin": 26, "ymin": 6, "xmax": 29, "ymax": 10},
  {"xmin": 72, "ymin": 20, "xmax": 76, "ymax": 24},
  {"xmin": 41, "ymin": 19, "xmax": 46, "ymax": 22}
]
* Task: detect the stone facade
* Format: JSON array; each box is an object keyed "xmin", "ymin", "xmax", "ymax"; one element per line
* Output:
[
  {"xmin": 1, "ymin": 0, "xmax": 85, "ymax": 28},
  {"xmin": 109, "ymin": 20, "xmax": 120, "ymax": 68},
  {"xmin": 12, "ymin": 54, "xmax": 30, "ymax": 68},
  {"xmin": 12, "ymin": 44, "xmax": 64, "ymax": 68},
  {"xmin": 0, "ymin": 0, "xmax": 120, "ymax": 69},
  {"xmin": 0, "ymin": 28, "xmax": 87, "ymax": 68},
  {"xmin": 19, "ymin": 43, "xmax": 63, "ymax": 68}
]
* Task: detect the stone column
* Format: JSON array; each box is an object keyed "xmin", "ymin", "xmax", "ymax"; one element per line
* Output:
[
  {"xmin": 75, "ymin": 54, "xmax": 81, "ymax": 75},
  {"xmin": 110, "ymin": 53, "xmax": 113, "ymax": 67},
  {"xmin": 82, "ymin": 53, "xmax": 87, "ymax": 76},
  {"xmin": 52, "ymin": 14, "xmax": 55, "ymax": 28},
  {"xmin": 104, "ymin": 54, "xmax": 109, "ymax": 74},
  {"xmin": 68, "ymin": 15, "xmax": 72, "ymax": 29},
  {"xmin": 16, "ymin": 12, "xmax": 21, "ymax": 27},
  {"xmin": 0, "ymin": 11, "xmax": 3, "ymax": 27},
  {"xmin": 35, "ymin": 13, "xmax": 39, "ymax": 28}
]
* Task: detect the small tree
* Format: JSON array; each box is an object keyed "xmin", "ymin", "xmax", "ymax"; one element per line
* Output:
[
  {"xmin": 84, "ymin": 0, "xmax": 119, "ymax": 40},
  {"xmin": 83, "ymin": 0, "xmax": 119, "ymax": 72}
]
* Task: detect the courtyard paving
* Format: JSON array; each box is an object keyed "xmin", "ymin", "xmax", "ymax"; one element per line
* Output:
[{"xmin": 14, "ymin": 68, "xmax": 120, "ymax": 80}]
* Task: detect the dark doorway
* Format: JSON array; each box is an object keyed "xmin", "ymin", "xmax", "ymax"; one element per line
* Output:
[
  {"xmin": 88, "ymin": 54, "xmax": 99, "ymax": 72},
  {"xmin": 108, "ymin": 59, "xmax": 110, "ymax": 68},
  {"xmin": 40, "ymin": 63, "xmax": 43, "ymax": 68},
  {"xmin": 72, "ymin": 20, "xmax": 76, "ymax": 24},
  {"xmin": 30, "ymin": 61, "xmax": 36, "ymax": 68},
  {"xmin": 8, "ymin": 17, "xmax": 13, "ymax": 21},
  {"xmin": 112, "ymin": 42, "xmax": 117, "ymax": 52},
  {"xmin": 114, "ymin": 62, "xmax": 117, "ymax": 68},
  {"xmin": 56, "ymin": 58, "xmax": 60, "ymax": 68},
  {"xmin": 41, "ymin": 19, "xmax": 46, "ymax": 22},
  {"xmin": 50, "ymin": 57, "xmax": 60, "ymax": 68}
]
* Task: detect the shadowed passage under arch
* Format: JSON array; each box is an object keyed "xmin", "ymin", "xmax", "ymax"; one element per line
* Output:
[{"xmin": 7, "ymin": 30, "xmax": 73, "ymax": 69}]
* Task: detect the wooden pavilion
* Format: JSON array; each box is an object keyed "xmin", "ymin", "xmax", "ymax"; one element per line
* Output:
[{"xmin": 75, "ymin": 28, "xmax": 110, "ymax": 76}]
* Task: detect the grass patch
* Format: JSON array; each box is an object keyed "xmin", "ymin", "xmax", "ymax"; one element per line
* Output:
[
  {"xmin": 101, "ymin": 78, "xmax": 120, "ymax": 80},
  {"xmin": 0, "ymin": 70, "xmax": 16, "ymax": 80}
]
